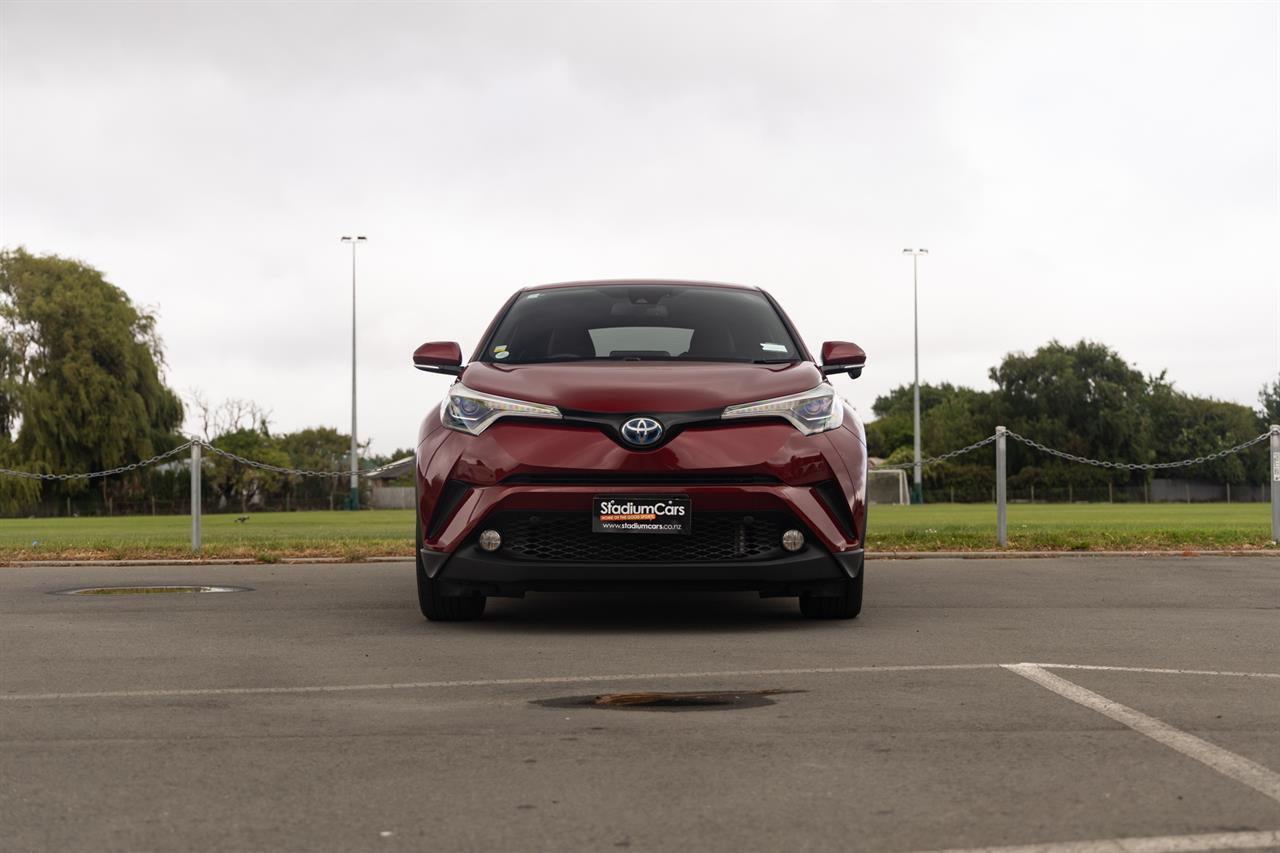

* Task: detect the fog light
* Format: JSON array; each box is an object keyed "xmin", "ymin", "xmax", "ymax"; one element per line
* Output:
[
  {"xmin": 781, "ymin": 529, "xmax": 805, "ymax": 552},
  {"xmin": 478, "ymin": 529, "xmax": 502, "ymax": 552}
]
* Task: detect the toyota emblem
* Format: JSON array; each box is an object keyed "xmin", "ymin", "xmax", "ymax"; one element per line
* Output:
[{"xmin": 620, "ymin": 417, "xmax": 664, "ymax": 447}]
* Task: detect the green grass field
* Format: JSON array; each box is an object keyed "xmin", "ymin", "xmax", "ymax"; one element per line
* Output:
[
  {"xmin": 0, "ymin": 503, "xmax": 1275, "ymax": 561},
  {"xmin": 871, "ymin": 503, "xmax": 1275, "ymax": 551},
  {"xmin": 0, "ymin": 511, "xmax": 416, "ymax": 561}
]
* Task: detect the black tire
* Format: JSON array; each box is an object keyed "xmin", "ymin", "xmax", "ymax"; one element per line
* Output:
[
  {"xmin": 799, "ymin": 571, "xmax": 863, "ymax": 619},
  {"xmin": 416, "ymin": 514, "xmax": 485, "ymax": 622}
]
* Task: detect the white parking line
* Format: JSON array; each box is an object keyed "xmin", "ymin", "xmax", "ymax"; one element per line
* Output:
[
  {"xmin": 909, "ymin": 828, "xmax": 1280, "ymax": 853},
  {"xmin": 5, "ymin": 660, "xmax": 1277, "ymax": 703},
  {"xmin": 1032, "ymin": 663, "xmax": 1280, "ymax": 679},
  {"xmin": 1004, "ymin": 664, "xmax": 1280, "ymax": 805},
  {"xmin": 0, "ymin": 661, "xmax": 999, "ymax": 702}
]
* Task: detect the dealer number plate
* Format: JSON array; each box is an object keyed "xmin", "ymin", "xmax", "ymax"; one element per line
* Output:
[{"xmin": 592, "ymin": 495, "xmax": 692, "ymax": 535}]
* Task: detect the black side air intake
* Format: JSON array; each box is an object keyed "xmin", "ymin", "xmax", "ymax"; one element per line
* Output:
[
  {"xmin": 427, "ymin": 479, "xmax": 471, "ymax": 539},
  {"xmin": 812, "ymin": 480, "xmax": 857, "ymax": 539}
]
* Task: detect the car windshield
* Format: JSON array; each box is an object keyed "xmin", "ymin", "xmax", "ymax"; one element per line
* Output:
[{"xmin": 482, "ymin": 285, "xmax": 802, "ymax": 365}]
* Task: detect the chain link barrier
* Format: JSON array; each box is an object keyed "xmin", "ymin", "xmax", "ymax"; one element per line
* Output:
[
  {"xmin": 875, "ymin": 430, "xmax": 1272, "ymax": 471},
  {"xmin": 0, "ymin": 439, "xmax": 413, "ymax": 481},
  {"xmin": 0, "ymin": 440, "xmax": 197, "ymax": 481},
  {"xmin": 198, "ymin": 443, "xmax": 412, "ymax": 479},
  {"xmin": 875, "ymin": 434, "xmax": 999, "ymax": 470},
  {"xmin": 1004, "ymin": 429, "xmax": 1272, "ymax": 471},
  {"xmin": 1, "ymin": 428, "xmax": 1272, "ymax": 481}
]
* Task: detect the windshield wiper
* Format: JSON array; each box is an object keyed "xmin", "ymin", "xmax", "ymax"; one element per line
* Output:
[{"xmin": 752, "ymin": 358, "xmax": 799, "ymax": 364}]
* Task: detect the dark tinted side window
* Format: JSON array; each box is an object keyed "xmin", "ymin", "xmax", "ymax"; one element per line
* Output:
[{"xmin": 482, "ymin": 285, "xmax": 800, "ymax": 364}]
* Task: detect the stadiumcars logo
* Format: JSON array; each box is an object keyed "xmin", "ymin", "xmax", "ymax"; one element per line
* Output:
[{"xmin": 592, "ymin": 495, "xmax": 692, "ymax": 535}]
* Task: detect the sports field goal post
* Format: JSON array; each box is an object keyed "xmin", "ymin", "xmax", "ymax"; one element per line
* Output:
[{"xmin": 867, "ymin": 468, "xmax": 910, "ymax": 505}]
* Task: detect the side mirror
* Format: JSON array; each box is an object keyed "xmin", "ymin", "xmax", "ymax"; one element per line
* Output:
[
  {"xmin": 413, "ymin": 341, "xmax": 464, "ymax": 376},
  {"xmin": 820, "ymin": 341, "xmax": 866, "ymax": 378}
]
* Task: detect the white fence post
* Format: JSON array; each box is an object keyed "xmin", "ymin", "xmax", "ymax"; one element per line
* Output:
[
  {"xmin": 996, "ymin": 425, "xmax": 1007, "ymax": 546},
  {"xmin": 1270, "ymin": 425, "xmax": 1279, "ymax": 543},
  {"xmin": 190, "ymin": 440, "xmax": 202, "ymax": 553}
]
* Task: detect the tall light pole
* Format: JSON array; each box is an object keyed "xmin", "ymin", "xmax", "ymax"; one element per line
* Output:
[
  {"xmin": 341, "ymin": 235, "xmax": 366, "ymax": 510},
  {"xmin": 903, "ymin": 248, "xmax": 928, "ymax": 505}
]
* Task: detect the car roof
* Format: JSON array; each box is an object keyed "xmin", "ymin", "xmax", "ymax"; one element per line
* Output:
[{"xmin": 521, "ymin": 279, "xmax": 762, "ymax": 293}]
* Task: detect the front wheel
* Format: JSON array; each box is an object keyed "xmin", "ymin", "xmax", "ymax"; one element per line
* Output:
[
  {"xmin": 416, "ymin": 516, "xmax": 485, "ymax": 621},
  {"xmin": 417, "ymin": 563, "xmax": 485, "ymax": 621},
  {"xmin": 799, "ymin": 571, "xmax": 863, "ymax": 620}
]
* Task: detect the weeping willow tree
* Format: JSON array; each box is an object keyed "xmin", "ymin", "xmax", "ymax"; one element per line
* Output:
[
  {"xmin": 0, "ymin": 328, "xmax": 40, "ymax": 512},
  {"xmin": 0, "ymin": 248, "xmax": 184, "ymax": 513}
]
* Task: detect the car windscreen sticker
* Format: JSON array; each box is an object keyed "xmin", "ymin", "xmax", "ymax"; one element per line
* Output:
[
  {"xmin": 493, "ymin": 344, "xmax": 509, "ymax": 359},
  {"xmin": 760, "ymin": 342, "xmax": 788, "ymax": 353}
]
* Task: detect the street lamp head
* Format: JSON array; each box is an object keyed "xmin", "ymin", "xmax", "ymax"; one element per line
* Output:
[
  {"xmin": 902, "ymin": 248, "xmax": 929, "ymax": 255},
  {"xmin": 340, "ymin": 236, "xmax": 368, "ymax": 243}
]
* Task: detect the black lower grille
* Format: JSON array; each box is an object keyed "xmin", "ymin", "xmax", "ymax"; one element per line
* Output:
[
  {"xmin": 499, "ymin": 473, "xmax": 781, "ymax": 486},
  {"xmin": 481, "ymin": 512, "xmax": 796, "ymax": 563}
]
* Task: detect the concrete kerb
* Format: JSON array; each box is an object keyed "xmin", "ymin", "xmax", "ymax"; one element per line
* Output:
[
  {"xmin": 867, "ymin": 549, "xmax": 1280, "ymax": 560},
  {"xmin": 0, "ymin": 556, "xmax": 413, "ymax": 568},
  {"xmin": 3, "ymin": 550, "xmax": 1278, "ymax": 567}
]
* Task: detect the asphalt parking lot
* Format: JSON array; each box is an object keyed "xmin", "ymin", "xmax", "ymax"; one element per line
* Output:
[{"xmin": 2, "ymin": 556, "xmax": 1278, "ymax": 853}]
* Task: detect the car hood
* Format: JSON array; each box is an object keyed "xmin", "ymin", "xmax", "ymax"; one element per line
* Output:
[{"xmin": 459, "ymin": 361, "xmax": 825, "ymax": 413}]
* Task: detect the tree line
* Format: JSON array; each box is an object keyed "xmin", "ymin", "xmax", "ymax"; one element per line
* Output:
[
  {"xmin": 2, "ymin": 248, "xmax": 1276, "ymax": 514},
  {"xmin": 865, "ymin": 340, "xmax": 1278, "ymax": 500},
  {"xmin": 0, "ymin": 249, "xmax": 409, "ymax": 516}
]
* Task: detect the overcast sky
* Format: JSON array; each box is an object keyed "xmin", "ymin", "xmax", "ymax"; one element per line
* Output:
[{"xmin": 2, "ymin": 1, "xmax": 1277, "ymax": 455}]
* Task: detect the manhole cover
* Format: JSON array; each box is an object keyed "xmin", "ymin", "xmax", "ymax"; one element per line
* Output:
[
  {"xmin": 52, "ymin": 585, "xmax": 251, "ymax": 596},
  {"xmin": 533, "ymin": 689, "xmax": 801, "ymax": 712}
]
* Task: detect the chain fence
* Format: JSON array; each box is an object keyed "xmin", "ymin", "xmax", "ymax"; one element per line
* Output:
[
  {"xmin": 875, "ymin": 434, "xmax": 999, "ymax": 470},
  {"xmin": 3, "ymin": 430, "xmax": 1270, "ymax": 483},
  {"xmin": 198, "ymin": 443, "xmax": 412, "ymax": 480},
  {"xmin": 1, "ymin": 425, "xmax": 1278, "ymax": 547},
  {"xmin": 0, "ymin": 440, "xmax": 197, "ymax": 481},
  {"xmin": 1003, "ymin": 430, "xmax": 1273, "ymax": 471},
  {"xmin": 872, "ymin": 425, "xmax": 1279, "ymax": 544},
  {"xmin": 0, "ymin": 430, "xmax": 1273, "ymax": 487},
  {"xmin": 0, "ymin": 439, "xmax": 411, "ymax": 482},
  {"xmin": 876, "ymin": 430, "xmax": 1273, "ymax": 473}
]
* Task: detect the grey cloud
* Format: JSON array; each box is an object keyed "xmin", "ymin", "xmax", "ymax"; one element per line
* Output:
[{"xmin": 2, "ymin": 1, "xmax": 1276, "ymax": 452}]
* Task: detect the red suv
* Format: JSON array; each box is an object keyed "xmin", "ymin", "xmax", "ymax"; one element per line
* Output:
[{"xmin": 412, "ymin": 281, "xmax": 868, "ymax": 621}]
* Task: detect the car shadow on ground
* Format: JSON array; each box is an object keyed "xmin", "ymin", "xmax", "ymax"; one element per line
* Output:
[{"xmin": 443, "ymin": 590, "xmax": 860, "ymax": 634}]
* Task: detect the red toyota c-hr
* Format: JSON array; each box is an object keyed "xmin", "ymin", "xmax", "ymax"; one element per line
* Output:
[{"xmin": 412, "ymin": 280, "xmax": 868, "ymax": 621}]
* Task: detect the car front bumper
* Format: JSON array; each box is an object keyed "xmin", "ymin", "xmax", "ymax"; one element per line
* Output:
[
  {"xmin": 416, "ymin": 419, "xmax": 868, "ymax": 553},
  {"xmin": 420, "ymin": 544, "xmax": 863, "ymax": 598},
  {"xmin": 413, "ymin": 416, "xmax": 869, "ymax": 597}
]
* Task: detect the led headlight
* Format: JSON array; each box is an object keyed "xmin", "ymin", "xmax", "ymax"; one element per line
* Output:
[
  {"xmin": 440, "ymin": 385, "xmax": 561, "ymax": 435},
  {"xmin": 721, "ymin": 384, "xmax": 844, "ymax": 435}
]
